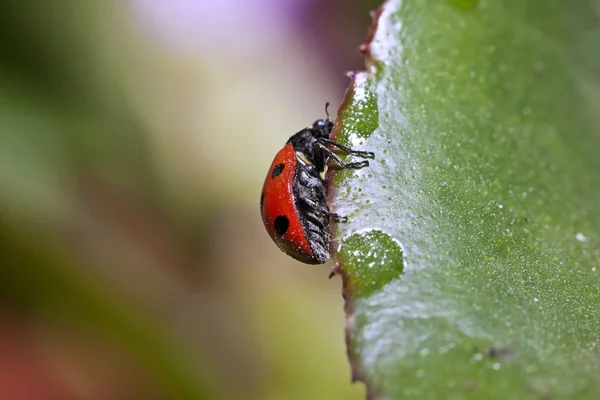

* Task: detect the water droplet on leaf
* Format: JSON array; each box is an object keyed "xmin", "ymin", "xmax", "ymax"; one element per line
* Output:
[{"xmin": 336, "ymin": 229, "xmax": 405, "ymax": 297}]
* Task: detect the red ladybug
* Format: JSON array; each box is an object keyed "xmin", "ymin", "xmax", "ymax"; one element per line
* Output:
[{"xmin": 260, "ymin": 104, "xmax": 374, "ymax": 264}]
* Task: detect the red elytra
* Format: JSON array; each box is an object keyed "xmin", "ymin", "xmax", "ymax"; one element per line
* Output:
[
  {"xmin": 260, "ymin": 109, "xmax": 374, "ymax": 264},
  {"xmin": 261, "ymin": 142, "xmax": 314, "ymax": 261}
]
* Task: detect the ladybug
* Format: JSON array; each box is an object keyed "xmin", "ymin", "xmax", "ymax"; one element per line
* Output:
[{"xmin": 260, "ymin": 104, "xmax": 374, "ymax": 264}]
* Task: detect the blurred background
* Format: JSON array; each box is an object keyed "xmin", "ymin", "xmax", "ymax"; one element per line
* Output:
[{"xmin": 0, "ymin": 1, "xmax": 381, "ymax": 399}]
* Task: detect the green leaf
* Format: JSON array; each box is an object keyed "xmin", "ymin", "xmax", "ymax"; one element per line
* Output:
[{"xmin": 331, "ymin": 0, "xmax": 600, "ymax": 398}]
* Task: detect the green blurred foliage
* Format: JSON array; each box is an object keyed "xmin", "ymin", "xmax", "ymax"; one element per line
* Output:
[{"xmin": 0, "ymin": 1, "xmax": 382, "ymax": 399}]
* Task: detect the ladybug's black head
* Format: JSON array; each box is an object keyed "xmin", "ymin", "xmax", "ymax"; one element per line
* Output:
[{"xmin": 310, "ymin": 119, "xmax": 333, "ymax": 139}]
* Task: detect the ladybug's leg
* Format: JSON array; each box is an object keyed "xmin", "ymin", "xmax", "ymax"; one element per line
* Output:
[
  {"xmin": 315, "ymin": 143, "xmax": 369, "ymax": 169},
  {"xmin": 317, "ymin": 138, "xmax": 374, "ymax": 159},
  {"xmin": 328, "ymin": 212, "xmax": 348, "ymax": 223}
]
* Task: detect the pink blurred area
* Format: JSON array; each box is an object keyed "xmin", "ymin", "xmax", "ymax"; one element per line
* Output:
[
  {"xmin": 131, "ymin": 0, "xmax": 303, "ymax": 52},
  {"xmin": 0, "ymin": 0, "xmax": 377, "ymax": 399}
]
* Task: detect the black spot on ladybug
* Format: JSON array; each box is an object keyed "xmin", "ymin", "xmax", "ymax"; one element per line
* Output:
[
  {"xmin": 274, "ymin": 215, "xmax": 289, "ymax": 236},
  {"xmin": 260, "ymin": 192, "xmax": 265, "ymax": 209},
  {"xmin": 271, "ymin": 163, "xmax": 285, "ymax": 179}
]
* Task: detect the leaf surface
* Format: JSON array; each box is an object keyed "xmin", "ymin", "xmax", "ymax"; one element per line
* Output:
[{"xmin": 331, "ymin": 1, "xmax": 600, "ymax": 398}]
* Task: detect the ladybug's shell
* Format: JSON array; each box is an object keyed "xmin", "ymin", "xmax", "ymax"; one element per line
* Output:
[{"xmin": 260, "ymin": 143, "xmax": 329, "ymax": 264}]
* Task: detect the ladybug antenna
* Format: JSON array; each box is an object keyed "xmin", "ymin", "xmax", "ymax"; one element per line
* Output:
[{"xmin": 324, "ymin": 102, "xmax": 331, "ymax": 120}]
